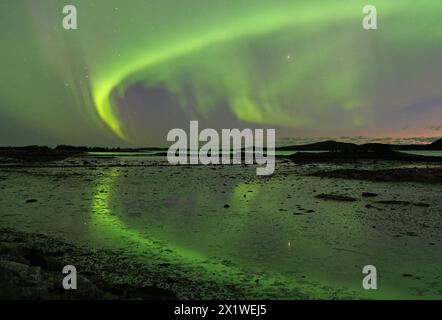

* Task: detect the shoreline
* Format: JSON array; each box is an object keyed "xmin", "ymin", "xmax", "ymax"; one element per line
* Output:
[
  {"xmin": 0, "ymin": 228, "xmax": 177, "ymax": 300},
  {"xmin": 0, "ymin": 228, "xmax": 298, "ymax": 300}
]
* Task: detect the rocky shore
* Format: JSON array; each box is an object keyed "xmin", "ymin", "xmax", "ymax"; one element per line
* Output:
[{"xmin": 0, "ymin": 228, "xmax": 179, "ymax": 300}]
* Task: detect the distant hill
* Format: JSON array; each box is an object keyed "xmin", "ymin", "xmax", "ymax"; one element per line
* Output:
[
  {"xmin": 0, "ymin": 145, "xmax": 82, "ymax": 162},
  {"xmin": 1, "ymin": 138, "xmax": 441, "ymax": 160},
  {"xmin": 277, "ymin": 138, "xmax": 442, "ymax": 151},
  {"xmin": 432, "ymin": 138, "xmax": 442, "ymax": 148},
  {"xmin": 55, "ymin": 145, "xmax": 167, "ymax": 152},
  {"xmin": 276, "ymin": 140, "xmax": 358, "ymax": 151}
]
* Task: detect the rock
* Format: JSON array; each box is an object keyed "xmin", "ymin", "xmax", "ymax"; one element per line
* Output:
[
  {"xmin": 110, "ymin": 284, "xmax": 177, "ymax": 300},
  {"xmin": 362, "ymin": 192, "xmax": 378, "ymax": 197},
  {"xmin": 0, "ymin": 242, "xmax": 32, "ymax": 265},
  {"xmin": 315, "ymin": 194, "xmax": 357, "ymax": 202},
  {"xmin": 0, "ymin": 260, "xmax": 42, "ymax": 284},
  {"xmin": 414, "ymin": 203, "xmax": 430, "ymax": 208},
  {"xmin": 376, "ymin": 200, "xmax": 411, "ymax": 206}
]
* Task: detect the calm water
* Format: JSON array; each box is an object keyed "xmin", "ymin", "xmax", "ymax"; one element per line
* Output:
[
  {"xmin": 400, "ymin": 150, "xmax": 442, "ymax": 157},
  {"xmin": 1, "ymin": 155, "xmax": 441, "ymax": 299}
]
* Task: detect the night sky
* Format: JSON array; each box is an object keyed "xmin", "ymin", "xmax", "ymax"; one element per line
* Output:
[{"xmin": 1, "ymin": 0, "xmax": 441, "ymax": 146}]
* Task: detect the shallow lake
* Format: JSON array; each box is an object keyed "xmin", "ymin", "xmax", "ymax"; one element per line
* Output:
[{"xmin": 1, "ymin": 155, "xmax": 441, "ymax": 299}]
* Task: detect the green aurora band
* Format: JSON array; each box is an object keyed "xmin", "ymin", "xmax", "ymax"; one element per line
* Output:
[{"xmin": 1, "ymin": 0, "xmax": 442, "ymax": 144}]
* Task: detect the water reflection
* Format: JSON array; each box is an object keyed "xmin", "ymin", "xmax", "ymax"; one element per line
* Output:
[
  {"xmin": 86, "ymin": 163, "xmax": 442, "ymax": 299},
  {"xmin": 88, "ymin": 167, "xmax": 299, "ymax": 297}
]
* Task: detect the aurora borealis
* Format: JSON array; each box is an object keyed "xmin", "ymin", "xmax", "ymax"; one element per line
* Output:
[{"xmin": 1, "ymin": 0, "xmax": 442, "ymax": 146}]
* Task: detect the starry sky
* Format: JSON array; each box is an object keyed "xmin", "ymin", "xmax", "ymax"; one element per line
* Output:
[{"xmin": 1, "ymin": 0, "xmax": 441, "ymax": 147}]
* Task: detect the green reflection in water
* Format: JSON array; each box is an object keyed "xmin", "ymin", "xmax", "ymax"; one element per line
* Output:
[
  {"xmin": 88, "ymin": 167, "xmax": 411, "ymax": 298},
  {"xmin": 89, "ymin": 167, "xmax": 305, "ymax": 298},
  {"xmin": 90, "ymin": 167, "xmax": 203, "ymax": 260}
]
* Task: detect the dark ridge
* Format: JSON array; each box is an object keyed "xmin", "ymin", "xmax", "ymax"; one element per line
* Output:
[
  {"xmin": 0, "ymin": 146, "xmax": 83, "ymax": 162},
  {"xmin": 55, "ymin": 145, "xmax": 168, "ymax": 152},
  {"xmin": 1, "ymin": 138, "xmax": 441, "ymax": 163},
  {"xmin": 277, "ymin": 140, "xmax": 358, "ymax": 151},
  {"xmin": 432, "ymin": 138, "xmax": 442, "ymax": 148},
  {"xmin": 277, "ymin": 138, "xmax": 442, "ymax": 151}
]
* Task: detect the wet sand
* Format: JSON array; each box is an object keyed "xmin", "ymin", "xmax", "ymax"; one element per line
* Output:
[{"xmin": 310, "ymin": 167, "xmax": 442, "ymax": 183}]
